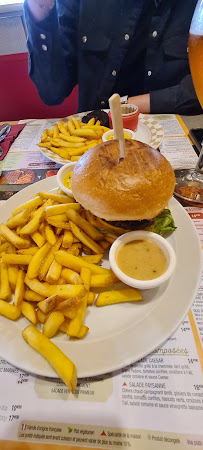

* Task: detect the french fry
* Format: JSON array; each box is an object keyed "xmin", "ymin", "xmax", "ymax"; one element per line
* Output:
[
  {"xmin": 45, "ymin": 203, "xmax": 80, "ymax": 217},
  {"xmin": 31, "ymin": 198, "xmax": 52, "ymax": 218},
  {"xmin": 14, "ymin": 269, "xmax": 25, "ymax": 307},
  {"xmin": 59, "ymin": 318, "xmax": 71, "ymax": 333},
  {"xmin": 37, "ymin": 294, "xmax": 57, "ymax": 314},
  {"xmin": 67, "ymin": 294, "xmax": 88, "ymax": 336},
  {"xmin": 62, "ymin": 230, "xmax": 74, "ymax": 248},
  {"xmin": 100, "ymin": 240, "xmax": 111, "ymax": 250},
  {"xmin": 1, "ymin": 254, "xmax": 32, "ymax": 265},
  {"xmin": 27, "ymin": 242, "xmax": 51, "ymax": 280},
  {"xmin": 71, "ymin": 156, "xmax": 80, "ymax": 162},
  {"xmin": 0, "ymin": 242, "xmax": 9, "ymax": 254},
  {"xmin": 0, "ymin": 300, "xmax": 21, "ymax": 320},
  {"xmin": 44, "ymin": 224, "xmax": 57, "ymax": 245},
  {"xmin": 47, "ymin": 218, "xmax": 71, "ymax": 230},
  {"xmin": 80, "ymin": 267, "xmax": 91, "ymax": 290},
  {"xmin": 18, "ymin": 247, "xmax": 39, "ymax": 256},
  {"xmin": 0, "ymin": 262, "xmax": 11, "ymax": 301},
  {"xmin": 53, "ymin": 123, "xmax": 59, "ymax": 139},
  {"xmin": 71, "ymin": 117, "xmax": 81, "ymax": 129},
  {"xmin": 39, "ymin": 192, "xmax": 74, "ymax": 204},
  {"xmin": 22, "ymin": 325, "xmax": 77, "ymax": 392},
  {"xmin": 82, "ymin": 244, "xmax": 92, "ymax": 255},
  {"xmin": 0, "ymin": 224, "xmax": 30, "ymax": 249},
  {"xmin": 6, "ymin": 210, "xmax": 30, "ymax": 229},
  {"xmin": 11, "ymin": 196, "xmax": 43, "ymax": 217},
  {"xmin": 54, "ymin": 251, "xmax": 110, "ymax": 275},
  {"xmin": 96, "ymin": 288, "xmax": 143, "ymax": 307},
  {"xmin": 43, "ymin": 311, "xmax": 64, "ymax": 338},
  {"xmin": 39, "ymin": 222, "xmax": 46, "ymax": 239},
  {"xmin": 61, "ymin": 268, "xmax": 83, "ymax": 285},
  {"xmin": 58, "ymin": 133, "xmax": 85, "ymax": 143},
  {"xmin": 66, "ymin": 208, "xmax": 103, "ymax": 241},
  {"xmin": 47, "ymin": 214, "xmax": 67, "ymax": 222},
  {"xmin": 90, "ymin": 272, "xmax": 118, "ymax": 288},
  {"xmin": 8, "ymin": 265, "xmax": 19, "ymax": 286},
  {"xmin": 56, "ymin": 297, "xmax": 80, "ymax": 311},
  {"xmin": 72, "ymin": 128, "xmax": 98, "ymax": 138},
  {"xmin": 24, "ymin": 276, "xmax": 87, "ymax": 299},
  {"xmin": 67, "ymin": 118, "xmax": 75, "ymax": 134},
  {"xmin": 0, "ymin": 236, "xmax": 7, "ymax": 244},
  {"xmin": 87, "ymin": 291, "xmax": 95, "ymax": 306},
  {"xmin": 75, "ymin": 325, "xmax": 89, "ymax": 339},
  {"xmin": 31, "ymin": 231, "xmax": 46, "ymax": 248},
  {"xmin": 46, "ymin": 260, "xmax": 62, "ymax": 284},
  {"xmin": 82, "ymin": 254, "xmax": 103, "ymax": 263},
  {"xmin": 19, "ymin": 209, "xmax": 44, "ymax": 235},
  {"xmin": 87, "ymin": 118, "xmax": 95, "ymax": 126},
  {"xmin": 37, "ymin": 309, "xmax": 48, "ymax": 324},
  {"xmin": 37, "ymin": 142, "xmax": 52, "ymax": 149},
  {"xmin": 67, "ymin": 243, "xmax": 82, "ymax": 256},
  {"xmin": 39, "ymin": 237, "xmax": 63, "ymax": 281},
  {"xmin": 69, "ymin": 221, "xmax": 104, "ymax": 254},
  {"xmin": 21, "ymin": 301, "xmax": 38, "ymax": 324},
  {"xmin": 24, "ymin": 289, "xmax": 45, "ymax": 303},
  {"xmin": 58, "ymin": 121, "xmax": 70, "ymax": 136},
  {"xmin": 49, "ymin": 146, "xmax": 69, "ymax": 159}
]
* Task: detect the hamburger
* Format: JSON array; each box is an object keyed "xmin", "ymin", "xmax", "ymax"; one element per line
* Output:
[{"xmin": 71, "ymin": 139, "xmax": 176, "ymax": 236}]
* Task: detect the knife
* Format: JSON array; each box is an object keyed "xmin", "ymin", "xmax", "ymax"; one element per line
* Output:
[{"xmin": 0, "ymin": 123, "xmax": 11, "ymax": 142}]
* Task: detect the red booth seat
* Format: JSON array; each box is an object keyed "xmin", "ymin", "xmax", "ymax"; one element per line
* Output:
[{"xmin": 0, "ymin": 53, "xmax": 78, "ymax": 121}]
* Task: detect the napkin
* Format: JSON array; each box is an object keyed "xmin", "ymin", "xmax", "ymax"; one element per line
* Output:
[{"xmin": 0, "ymin": 124, "xmax": 26, "ymax": 161}]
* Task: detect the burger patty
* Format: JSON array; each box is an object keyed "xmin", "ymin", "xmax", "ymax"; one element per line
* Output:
[{"xmin": 104, "ymin": 218, "xmax": 153, "ymax": 230}]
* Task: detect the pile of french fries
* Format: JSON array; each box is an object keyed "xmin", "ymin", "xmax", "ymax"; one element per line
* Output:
[
  {"xmin": 37, "ymin": 117, "xmax": 110, "ymax": 162},
  {"xmin": 0, "ymin": 189, "xmax": 142, "ymax": 392}
]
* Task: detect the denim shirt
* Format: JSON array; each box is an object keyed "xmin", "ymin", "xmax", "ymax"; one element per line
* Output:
[{"xmin": 24, "ymin": 0, "xmax": 201, "ymax": 114}]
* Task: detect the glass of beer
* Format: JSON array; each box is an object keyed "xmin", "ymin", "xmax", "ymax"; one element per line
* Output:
[{"xmin": 174, "ymin": 0, "xmax": 203, "ymax": 205}]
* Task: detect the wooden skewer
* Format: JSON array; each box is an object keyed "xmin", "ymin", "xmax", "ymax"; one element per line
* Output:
[{"xmin": 108, "ymin": 93, "xmax": 125, "ymax": 159}]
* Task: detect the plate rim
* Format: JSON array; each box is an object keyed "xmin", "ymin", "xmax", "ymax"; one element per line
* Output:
[{"xmin": 0, "ymin": 177, "xmax": 201, "ymax": 379}]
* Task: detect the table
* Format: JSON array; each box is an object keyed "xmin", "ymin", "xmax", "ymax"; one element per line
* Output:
[{"xmin": 0, "ymin": 113, "xmax": 202, "ymax": 450}]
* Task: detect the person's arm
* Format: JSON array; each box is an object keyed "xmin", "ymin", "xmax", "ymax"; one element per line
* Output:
[
  {"xmin": 128, "ymin": 75, "xmax": 202, "ymax": 115},
  {"xmin": 127, "ymin": 94, "xmax": 150, "ymax": 114},
  {"xmin": 149, "ymin": 74, "xmax": 202, "ymax": 115},
  {"xmin": 23, "ymin": 0, "xmax": 79, "ymax": 105}
]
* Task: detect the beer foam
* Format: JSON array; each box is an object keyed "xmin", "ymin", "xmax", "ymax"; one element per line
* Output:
[{"xmin": 190, "ymin": 0, "xmax": 203, "ymax": 35}]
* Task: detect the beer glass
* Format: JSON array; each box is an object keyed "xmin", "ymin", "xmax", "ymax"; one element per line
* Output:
[{"xmin": 175, "ymin": 0, "xmax": 203, "ymax": 203}]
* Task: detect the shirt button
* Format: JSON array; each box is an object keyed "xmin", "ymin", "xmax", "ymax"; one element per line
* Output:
[
  {"xmin": 82, "ymin": 36, "xmax": 87, "ymax": 43},
  {"xmin": 40, "ymin": 33, "xmax": 46, "ymax": 39},
  {"xmin": 42, "ymin": 44, "xmax": 48, "ymax": 51},
  {"xmin": 112, "ymin": 70, "xmax": 117, "ymax": 76},
  {"xmin": 152, "ymin": 30, "xmax": 157, "ymax": 38},
  {"xmin": 124, "ymin": 34, "xmax": 129, "ymax": 41},
  {"xmin": 101, "ymin": 101, "xmax": 105, "ymax": 106},
  {"xmin": 148, "ymin": 70, "xmax": 152, "ymax": 76}
]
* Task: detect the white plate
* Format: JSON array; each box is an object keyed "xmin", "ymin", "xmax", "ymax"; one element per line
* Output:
[
  {"xmin": 40, "ymin": 113, "xmax": 164, "ymax": 165},
  {"xmin": 0, "ymin": 177, "xmax": 201, "ymax": 379}
]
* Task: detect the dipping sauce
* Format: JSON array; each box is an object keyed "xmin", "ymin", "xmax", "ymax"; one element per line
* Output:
[
  {"xmin": 63, "ymin": 171, "xmax": 72, "ymax": 189},
  {"xmin": 106, "ymin": 132, "xmax": 131, "ymax": 140},
  {"xmin": 117, "ymin": 239, "xmax": 167, "ymax": 280}
]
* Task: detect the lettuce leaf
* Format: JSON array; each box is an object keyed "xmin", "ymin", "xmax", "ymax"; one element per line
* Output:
[{"xmin": 150, "ymin": 209, "xmax": 176, "ymax": 235}]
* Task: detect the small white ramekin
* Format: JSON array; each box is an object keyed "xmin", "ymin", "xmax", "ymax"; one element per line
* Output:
[
  {"xmin": 102, "ymin": 128, "xmax": 135, "ymax": 142},
  {"xmin": 109, "ymin": 230, "xmax": 176, "ymax": 290},
  {"xmin": 56, "ymin": 162, "xmax": 77, "ymax": 197}
]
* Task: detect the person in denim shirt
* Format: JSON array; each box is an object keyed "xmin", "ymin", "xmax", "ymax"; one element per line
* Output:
[{"xmin": 24, "ymin": 0, "xmax": 201, "ymax": 114}]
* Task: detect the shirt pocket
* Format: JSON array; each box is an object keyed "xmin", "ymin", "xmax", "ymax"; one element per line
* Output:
[
  {"xmin": 80, "ymin": 32, "xmax": 111, "ymax": 52},
  {"xmin": 163, "ymin": 35, "xmax": 188, "ymax": 60}
]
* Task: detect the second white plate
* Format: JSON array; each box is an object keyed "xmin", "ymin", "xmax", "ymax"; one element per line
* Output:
[{"xmin": 40, "ymin": 113, "xmax": 164, "ymax": 165}]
